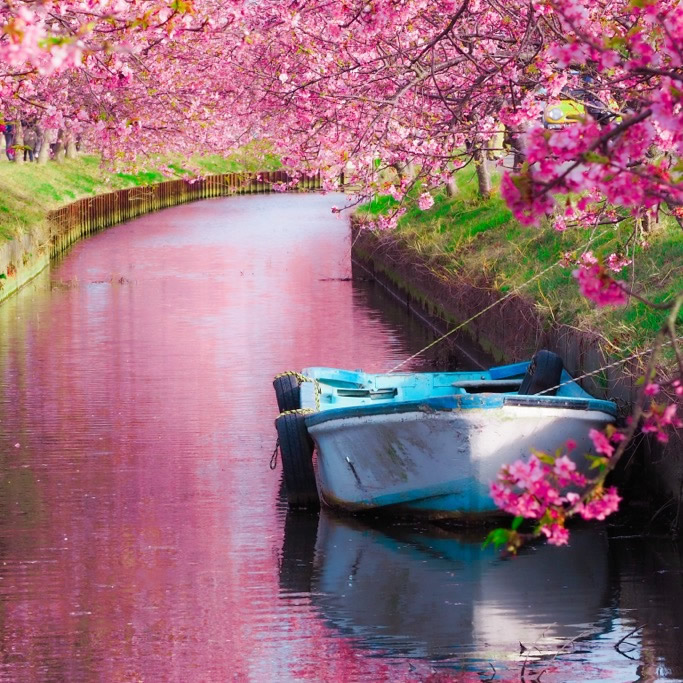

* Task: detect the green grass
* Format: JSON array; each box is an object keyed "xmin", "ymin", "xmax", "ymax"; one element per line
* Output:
[
  {"xmin": 358, "ymin": 170, "xmax": 683, "ymax": 357},
  {"xmin": 0, "ymin": 146, "xmax": 281, "ymax": 241}
]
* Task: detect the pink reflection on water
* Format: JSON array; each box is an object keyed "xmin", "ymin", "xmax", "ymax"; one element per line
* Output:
[
  {"xmin": 0, "ymin": 194, "xmax": 660, "ymax": 682},
  {"xmin": 0, "ymin": 194, "xmax": 439, "ymax": 680}
]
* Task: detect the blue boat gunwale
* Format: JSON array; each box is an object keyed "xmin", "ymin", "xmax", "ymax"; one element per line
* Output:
[
  {"xmin": 301, "ymin": 359, "xmax": 618, "ymax": 428},
  {"xmin": 302, "ymin": 360, "xmax": 534, "ymax": 391},
  {"xmin": 305, "ymin": 392, "xmax": 617, "ymax": 428}
]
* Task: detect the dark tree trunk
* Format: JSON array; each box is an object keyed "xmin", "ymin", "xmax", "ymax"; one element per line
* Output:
[
  {"xmin": 53, "ymin": 128, "xmax": 65, "ymax": 162},
  {"xmin": 504, "ymin": 125, "xmax": 526, "ymax": 170},
  {"xmin": 65, "ymin": 130, "xmax": 78, "ymax": 159}
]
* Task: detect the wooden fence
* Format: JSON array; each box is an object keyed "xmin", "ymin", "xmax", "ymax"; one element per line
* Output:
[{"xmin": 47, "ymin": 170, "xmax": 323, "ymax": 257}]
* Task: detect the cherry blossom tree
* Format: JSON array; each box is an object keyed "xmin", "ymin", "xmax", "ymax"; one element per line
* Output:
[
  {"xmin": 1, "ymin": 1, "xmax": 251, "ymax": 165},
  {"xmin": 2, "ymin": 0, "xmax": 681, "ymax": 544},
  {"xmin": 228, "ymin": 0, "xmax": 682, "ymax": 544}
]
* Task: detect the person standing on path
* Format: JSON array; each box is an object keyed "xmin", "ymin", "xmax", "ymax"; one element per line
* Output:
[
  {"xmin": 2, "ymin": 121, "xmax": 15, "ymax": 161},
  {"xmin": 23, "ymin": 123, "xmax": 37, "ymax": 162}
]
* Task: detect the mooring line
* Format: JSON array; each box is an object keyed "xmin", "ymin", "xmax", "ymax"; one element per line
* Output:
[
  {"xmin": 535, "ymin": 335, "xmax": 683, "ymax": 396},
  {"xmin": 386, "ymin": 259, "xmax": 562, "ymax": 373},
  {"xmin": 352, "ymin": 256, "xmax": 488, "ymax": 369},
  {"xmin": 386, "ymin": 230, "xmax": 610, "ymax": 374}
]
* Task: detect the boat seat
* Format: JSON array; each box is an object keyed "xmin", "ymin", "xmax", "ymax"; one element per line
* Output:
[
  {"xmin": 452, "ymin": 379, "xmax": 522, "ymax": 393},
  {"xmin": 518, "ymin": 350, "xmax": 563, "ymax": 396},
  {"xmin": 337, "ymin": 388, "xmax": 398, "ymax": 399}
]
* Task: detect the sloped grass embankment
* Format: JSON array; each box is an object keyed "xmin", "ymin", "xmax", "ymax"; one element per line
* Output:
[
  {"xmin": 0, "ymin": 150, "xmax": 281, "ymax": 302},
  {"xmin": 357, "ymin": 170, "xmax": 683, "ymax": 363}
]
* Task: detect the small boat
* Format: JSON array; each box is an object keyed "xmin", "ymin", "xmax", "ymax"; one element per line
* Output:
[{"xmin": 273, "ymin": 351, "xmax": 617, "ymax": 518}]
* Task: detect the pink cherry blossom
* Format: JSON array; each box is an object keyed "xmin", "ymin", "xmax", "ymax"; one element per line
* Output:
[
  {"xmin": 644, "ymin": 383, "xmax": 660, "ymax": 396},
  {"xmin": 489, "ymin": 428, "xmax": 626, "ymax": 547},
  {"xmin": 565, "ymin": 492, "xmax": 581, "ymax": 507},
  {"xmin": 541, "ymin": 524, "xmax": 570, "ymax": 546},
  {"xmin": 606, "ymin": 253, "xmax": 632, "ymax": 273},
  {"xmin": 589, "ymin": 428, "xmax": 615, "ymax": 457},
  {"xmin": 577, "ymin": 487, "xmax": 622, "ymax": 521},
  {"xmin": 553, "ymin": 216, "xmax": 568, "ymax": 232},
  {"xmin": 417, "ymin": 192, "xmax": 435, "ymax": 211},
  {"xmin": 641, "ymin": 402, "xmax": 683, "ymax": 443},
  {"xmin": 505, "ymin": 455, "xmax": 546, "ymax": 489},
  {"xmin": 573, "ymin": 264, "xmax": 629, "ymax": 307},
  {"xmin": 554, "ymin": 455, "xmax": 577, "ymax": 484}
]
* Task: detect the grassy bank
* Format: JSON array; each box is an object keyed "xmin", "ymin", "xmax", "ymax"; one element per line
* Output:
[
  {"xmin": 0, "ymin": 148, "xmax": 279, "ymax": 242},
  {"xmin": 358, "ymin": 169, "xmax": 683, "ymax": 359}
]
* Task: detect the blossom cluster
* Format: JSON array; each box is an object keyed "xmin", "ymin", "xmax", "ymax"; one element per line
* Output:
[
  {"xmin": 490, "ymin": 434, "xmax": 624, "ymax": 546},
  {"xmin": 605, "ymin": 253, "xmax": 632, "ymax": 273},
  {"xmin": 572, "ymin": 262, "xmax": 629, "ymax": 307},
  {"xmin": 640, "ymin": 384, "xmax": 683, "ymax": 443},
  {"xmin": 417, "ymin": 192, "xmax": 435, "ymax": 211},
  {"xmin": 2, "ymin": 0, "xmax": 682, "ymax": 238}
]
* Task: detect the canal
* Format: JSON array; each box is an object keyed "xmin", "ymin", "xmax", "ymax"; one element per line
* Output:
[{"xmin": 0, "ymin": 193, "xmax": 681, "ymax": 681}]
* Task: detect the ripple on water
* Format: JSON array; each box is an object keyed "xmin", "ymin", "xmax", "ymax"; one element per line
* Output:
[{"xmin": 0, "ymin": 194, "xmax": 681, "ymax": 681}]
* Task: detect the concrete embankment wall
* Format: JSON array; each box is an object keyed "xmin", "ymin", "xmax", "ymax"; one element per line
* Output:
[
  {"xmin": 351, "ymin": 225, "xmax": 683, "ymax": 530},
  {"xmin": 0, "ymin": 226, "xmax": 51, "ymax": 303},
  {"xmin": 0, "ymin": 170, "xmax": 322, "ymax": 306}
]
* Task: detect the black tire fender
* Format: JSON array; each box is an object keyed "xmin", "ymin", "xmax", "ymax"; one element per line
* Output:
[
  {"xmin": 273, "ymin": 374, "xmax": 301, "ymax": 413},
  {"xmin": 519, "ymin": 350, "xmax": 564, "ymax": 396},
  {"xmin": 275, "ymin": 412, "xmax": 319, "ymax": 508},
  {"xmin": 279, "ymin": 510, "xmax": 319, "ymax": 594}
]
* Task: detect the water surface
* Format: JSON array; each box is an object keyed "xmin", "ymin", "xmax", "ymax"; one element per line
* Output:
[{"xmin": 0, "ymin": 193, "xmax": 681, "ymax": 681}]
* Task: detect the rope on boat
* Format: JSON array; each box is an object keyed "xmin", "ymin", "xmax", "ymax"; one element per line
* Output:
[
  {"xmin": 270, "ymin": 439, "xmax": 280, "ymax": 470},
  {"xmin": 386, "ymin": 228, "xmax": 617, "ymax": 374},
  {"xmin": 274, "ymin": 370, "xmax": 312, "ymax": 384},
  {"xmin": 535, "ymin": 335, "xmax": 683, "ymax": 397},
  {"xmin": 273, "ymin": 371, "xmax": 322, "ymax": 413},
  {"xmin": 278, "ymin": 408, "xmax": 316, "ymax": 416},
  {"xmin": 271, "ymin": 372, "xmax": 322, "ymax": 471}
]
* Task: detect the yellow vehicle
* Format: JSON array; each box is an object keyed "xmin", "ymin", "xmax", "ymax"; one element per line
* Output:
[
  {"xmin": 543, "ymin": 96, "xmax": 585, "ymax": 129},
  {"xmin": 543, "ymin": 86, "xmax": 616, "ymax": 129}
]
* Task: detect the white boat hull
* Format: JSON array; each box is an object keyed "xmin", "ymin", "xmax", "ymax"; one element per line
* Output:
[{"xmin": 307, "ymin": 404, "xmax": 613, "ymax": 517}]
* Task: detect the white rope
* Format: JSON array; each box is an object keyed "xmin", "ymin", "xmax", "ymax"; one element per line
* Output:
[
  {"xmin": 535, "ymin": 335, "xmax": 683, "ymax": 396},
  {"xmin": 388, "ymin": 229, "xmax": 610, "ymax": 373}
]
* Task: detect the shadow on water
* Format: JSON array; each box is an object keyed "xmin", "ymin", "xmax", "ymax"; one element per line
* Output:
[
  {"xmin": 352, "ymin": 273, "xmax": 495, "ymax": 373},
  {"xmin": 609, "ymin": 533, "xmax": 683, "ymax": 681},
  {"xmin": 279, "ymin": 510, "xmax": 610, "ymax": 673}
]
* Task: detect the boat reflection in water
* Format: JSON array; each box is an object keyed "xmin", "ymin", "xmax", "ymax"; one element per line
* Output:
[{"xmin": 279, "ymin": 511, "xmax": 612, "ymax": 673}]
